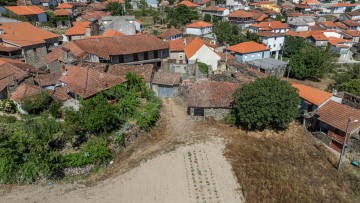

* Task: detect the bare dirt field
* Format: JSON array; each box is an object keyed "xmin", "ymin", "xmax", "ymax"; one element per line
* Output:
[{"xmin": 0, "ymin": 98, "xmax": 244, "ymax": 203}]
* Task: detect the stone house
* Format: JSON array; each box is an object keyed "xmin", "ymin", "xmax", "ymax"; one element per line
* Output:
[
  {"xmin": 188, "ymin": 81, "xmax": 240, "ymax": 121},
  {"xmin": 342, "ymin": 30, "xmax": 360, "ymax": 43},
  {"xmin": 227, "ymin": 10, "xmax": 254, "ymax": 30},
  {"xmin": 329, "ymin": 3, "xmax": 357, "ymax": 14},
  {"xmin": 256, "ymin": 32, "xmax": 284, "ymax": 59},
  {"xmin": 202, "ymin": 5, "xmax": 230, "ymax": 21},
  {"xmin": 315, "ymin": 101, "xmax": 360, "ymax": 152},
  {"xmin": 339, "ymin": 9, "xmax": 360, "ymax": 22},
  {"xmin": 227, "ymin": 41, "xmax": 270, "ymax": 63},
  {"xmin": 152, "ymin": 72, "xmax": 181, "ymax": 98},
  {"xmin": 59, "ymin": 34, "xmax": 169, "ymax": 67},
  {"xmin": 0, "ymin": 22, "xmax": 60, "ymax": 68},
  {"xmin": 5, "ymin": 6, "xmax": 47, "ymax": 23},
  {"xmin": 65, "ymin": 21, "xmax": 98, "ymax": 41},
  {"xmin": 158, "ymin": 27, "xmax": 183, "ymax": 41},
  {"xmin": 106, "ymin": 64, "xmax": 155, "ymax": 88},
  {"xmin": 319, "ymin": 21, "xmax": 337, "ymax": 30},
  {"xmin": 53, "ymin": 9, "xmax": 72, "ymax": 28}
]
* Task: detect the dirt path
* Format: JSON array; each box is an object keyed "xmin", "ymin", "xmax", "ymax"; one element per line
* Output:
[{"xmin": 0, "ymin": 98, "xmax": 244, "ymax": 203}]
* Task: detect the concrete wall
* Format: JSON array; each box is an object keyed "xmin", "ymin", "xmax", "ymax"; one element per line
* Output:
[
  {"xmin": 234, "ymin": 50, "xmax": 270, "ymax": 62},
  {"xmin": 261, "ymin": 36, "xmax": 284, "ymax": 52},
  {"xmin": 38, "ymin": 13, "xmax": 48, "ymax": 23},
  {"xmin": 170, "ymin": 51, "xmax": 186, "ymax": 64}
]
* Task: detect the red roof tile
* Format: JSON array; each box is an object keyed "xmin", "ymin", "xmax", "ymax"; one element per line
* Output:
[
  {"xmin": 320, "ymin": 21, "xmax": 337, "ymax": 28},
  {"xmin": 316, "ymin": 101, "xmax": 360, "ymax": 133},
  {"xmin": 227, "ymin": 41, "xmax": 269, "ymax": 54},
  {"xmin": 34, "ymin": 73, "xmax": 62, "ymax": 86},
  {"xmin": 188, "ymin": 81, "xmax": 240, "ymax": 108},
  {"xmin": 177, "ymin": 1, "xmax": 198, "ymax": 8},
  {"xmin": 60, "ymin": 66, "xmax": 125, "ymax": 98},
  {"xmin": 159, "ymin": 27, "xmax": 182, "ymax": 39},
  {"xmin": 342, "ymin": 20, "xmax": 360, "ymax": 27},
  {"xmin": 10, "ymin": 83, "xmax": 41, "ymax": 103},
  {"xmin": 0, "ymin": 58, "xmax": 37, "ymax": 73},
  {"xmin": 153, "ymin": 72, "xmax": 181, "ymax": 85},
  {"xmin": 53, "ymin": 9, "xmax": 71, "ymax": 16},
  {"xmin": 329, "ymin": 3, "xmax": 356, "ymax": 8},
  {"xmin": 334, "ymin": 22, "xmax": 349, "ymax": 30},
  {"xmin": 185, "ymin": 21, "xmax": 213, "ymax": 28},
  {"xmin": 291, "ymin": 83, "xmax": 332, "ymax": 106},
  {"xmin": 106, "ymin": 64, "xmax": 154, "ymax": 83},
  {"xmin": 169, "ymin": 37, "xmax": 194, "ymax": 52},
  {"xmin": 184, "ymin": 37, "xmax": 205, "ymax": 58},
  {"xmin": 102, "ymin": 29, "xmax": 126, "ymax": 37},
  {"xmin": 203, "ymin": 5, "xmax": 226, "ymax": 12},
  {"xmin": 56, "ymin": 3, "xmax": 73, "ymax": 9},
  {"xmin": 250, "ymin": 21, "xmax": 289, "ymax": 30},
  {"xmin": 227, "ymin": 10, "xmax": 253, "ymax": 18},
  {"xmin": 0, "ymin": 60, "xmax": 29, "ymax": 91},
  {"xmin": 0, "ymin": 22, "xmax": 60, "ymax": 47},
  {"xmin": 65, "ymin": 21, "xmax": 92, "ymax": 36},
  {"xmin": 343, "ymin": 30, "xmax": 360, "ymax": 37},
  {"xmin": 5, "ymin": 6, "xmax": 44, "ymax": 15}
]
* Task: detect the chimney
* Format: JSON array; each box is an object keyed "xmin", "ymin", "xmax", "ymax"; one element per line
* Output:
[
  {"xmin": 0, "ymin": 29, "xmax": 4, "ymax": 35},
  {"xmin": 184, "ymin": 37, "xmax": 187, "ymax": 45},
  {"xmin": 332, "ymin": 89, "xmax": 338, "ymax": 96}
]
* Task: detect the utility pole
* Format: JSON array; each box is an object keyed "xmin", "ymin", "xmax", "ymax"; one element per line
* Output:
[{"xmin": 338, "ymin": 117, "xmax": 358, "ymax": 171}]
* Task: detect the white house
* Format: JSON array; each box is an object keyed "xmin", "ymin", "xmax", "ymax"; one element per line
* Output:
[
  {"xmin": 185, "ymin": 21, "xmax": 213, "ymax": 36},
  {"xmin": 227, "ymin": 41, "xmax": 271, "ymax": 63},
  {"xmin": 184, "ymin": 37, "xmax": 220, "ymax": 71},
  {"xmin": 329, "ymin": 3, "xmax": 357, "ymax": 14},
  {"xmin": 249, "ymin": 21, "xmax": 289, "ymax": 33},
  {"xmin": 202, "ymin": 5, "xmax": 230, "ymax": 21},
  {"xmin": 256, "ymin": 32, "xmax": 284, "ymax": 60}
]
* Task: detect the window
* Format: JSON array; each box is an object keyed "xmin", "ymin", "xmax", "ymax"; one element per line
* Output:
[
  {"xmin": 33, "ymin": 48, "xmax": 37, "ymax": 53},
  {"xmin": 179, "ymin": 53, "xmax": 183, "ymax": 58}
]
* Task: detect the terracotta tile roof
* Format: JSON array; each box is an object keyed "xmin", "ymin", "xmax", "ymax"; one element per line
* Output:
[
  {"xmin": 320, "ymin": 21, "xmax": 337, "ymax": 28},
  {"xmin": 256, "ymin": 31, "xmax": 284, "ymax": 37},
  {"xmin": 343, "ymin": 30, "xmax": 360, "ymax": 37},
  {"xmin": 62, "ymin": 42, "xmax": 86, "ymax": 59},
  {"xmin": 105, "ymin": 0, "xmax": 125, "ymax": 3},
  {"xmin": 53, "ymin": 8, "xmax": 71, "ymax": 16},
  {"xmin": 44, "ymin": 46, "xmax": 63, "ymax": 64},
  {"xmin": 309, "ymin": 25, "xmax": 326, "ymax": 31},
  {"xmin": 185, "ymin": 21, "xmax": 213, "ymax": 28},
  {"xmin": 215, "ymin": 51, "xmax": 236, "ymax": 61},
  {"xmin": 56, "ymin": 3, "xmax": 73, "ymax": 9},
  {"xmin": 291, "ymin": 83, "xmax": 332, "ymax": 106},
  {"xmin": 102, "ymin": 29, "xmax": 126, "ymax": 36},
  {"xmin": 50, "ymin": 86, "xmax": 71, "ymax": 102},
  {"xmin": 158, "ymin": 27, "xmax": 182, "ymax": 39},
  {"xmin": 329, "ymin": 3, "xmax": 356, "ymax": 8},
  {"xmin": 300, "ymin": 0, "xmax": 320, "ymax": 5},
  {"xmin": 65, "ymin": 21, "xmax": 92, "ymax": 36},
  {"xmin": 153, "ymin": 72, "xmax": 181, "ymax": 85},
  {"xmin": 203, "ymin": 5, "xmax": 226, "ymax": 12},
  {"xmin": 327, "ymin": 37, "xmax": 348, "ymax": 45},
  {"xmin": 80, "ymin": 11, "xmax": 111, "ymax": 22},
  {"xmin": 34, "ymin": 73, "xmax": 62, "ymax": 86},
  {"xmin": 297, "ymin": 30, "xmax": 338, "ymax": 38},
  {"xmin": 310, "ymin": 34, "xmax": 328, "ymax": 41},
  {"xmin": 0, "ymin": 60, "xmax": 29, "ymax": 91},
  {"xmin": 287, "ymin": 12, "xmax": 303, "ymax": 17},
  {"xmin": 177, "ymin": 1, "xmax": 198, "ymax": 8},
  {"xmin": 316, "ymin": 101, "xmax": 360, "ymax": 133},
  {"xmin": 0, "ymin": 22, "xmax": 60, "ymax": 47},
  {"xmin": 5, "ymin": 6, "xmax": 44, "ymax": 15},
  {"xmin": 250, "ymin": 21, "xmax": 289, "ymax": 30},
  {"xmin": 0, "ymin": 58, "xmax": 37, "ymax": 73},
  {"xmin": 198, "ymin": 0, "xmax": 211, "ymax": 5},
  {"xmin": 342, "ymin": 20, "xmax": 360, "ymax": 27},
  {"xmin": 66, "ymin": 34, "xmax": 169, "ymax": 60},
  {"xmin": 334, "ymin": 22, "xmax": 349, "ymax": 30},
  {"xmin": 285, "ymin": 30, "xmax": 299, "ymax": 37},
  {"xmin": 227, "ymin": 10, "xmax": 253, "ymax": 18},
  {"xmin": 60, "ymin": 66, "xmax": 125, "ymax": 98},
  {"xmin": 169, "ymin": 37, "xmax": 193, "ymax": 52},
  {"xmin": 106, "ymin": 64, "xmax": 154, "ymax": 83},
  {"xmin": 188, "ymin": 81, "xmax": 240, "ymax": 108},
  {"xmin": 227, "ymin": 41, "xmax": 269, "ymax": 54},
  {"xmin": 184, "ymin": 37, "xmax": 205, "ymax": 58},
  {"xmin": 10, "ymin": 83, "xmax": 41, "ymax": 103},
  {"xmin": 0, "ymin": 45, "xmax": 21, "ymax": 52}
]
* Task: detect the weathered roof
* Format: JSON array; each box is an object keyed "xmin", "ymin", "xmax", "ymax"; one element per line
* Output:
[
  {"xmin": 0, "ymin": 58, "xmax": 37, "ymax": 73},
  {"xmin": 0, "ymin": 60, "xmax": 29, "ymax": 91},
  {"xmin": 102, "ymin": 29, "xmax": 126, "ymax": 36},
  {"xmin": 158, "ymin": 27, "xmax": 182, "ymax": 39},
  {"xmin": 169, "ymin": 37, "xmax": 193, "ymax": 52},
  {"xmin": 203, "ymin": 5, "xmax": 226, "ymax": 12},
  {"xmin": 0, "ymin": 22, "xmax": 60, "ymax": 47},
  {"xmin": 5, "ymin": 6, "xmax": 44, "ymax": 15},
  {"xmin": 64, "ymin": 34, "xmax": 169, "ymax": 60},
  {"xmin": 228, "ymin": 41, "xmax": 269, "ymax": 54},
  {"xmin": 177, "ymin": 1, "xmax": 198, "ymax": 8},
  {"xmin": 106, "ymin": 64, "xmax": 154, "ymax": 83},
  {"xmin": 342, "ymin": 20, "xmax": 360, "ymax": 27},
  {"xmin": 320, "ymin": 21, "xmax": 337, "ymax": 28},
  {"xmin": 34, "ymin": 73, "xmax": 62, "ymax": 86},
  {"xmin": 56, "ymin": 3, "xmax": 73, "ymax": 9},
  {"xmin": 256, "ymin": 31, "xmax": 284, "ymax": 37},
  {"xmin": 250, "ymin": 21, "xmax": 289, "ymax": 30},
  {"xmin": 291, "ymin": 83, "xmax": 332, "ymax": 106},
  {"xmin": 10, "ymin": 83, "xmax": 41, "ymax": 103},
  {"xmin": 329, "ymin": 3, "xmax": 356, "ymax": 8},
  {"xmin": 316, "ymin": 101, "xmax": 360, "ymax": 133},
  {"xmin": 227, "ymin": 10, "xmax": 253, "ymax": 18},
  {"xmin": 59, "ymin": 66, "xmax": 125, "ymax": 98},
  {"xmin": 153, "ymin": 72, "xmax": 181, "ymax": 85},
  {"xmin": 54, "ymin": 8, "xmax": 71, "ymax": 16},
  {"xmin": 188, "ymin": 81, "xmax": 240, "ymax": 108},
  {"xmin": 65, "ymin": 21, "xmax": 92, "ymax": 36},
  {"xmin": 44, "ymin": 46, "xmax": 63, "ymax": 64}
]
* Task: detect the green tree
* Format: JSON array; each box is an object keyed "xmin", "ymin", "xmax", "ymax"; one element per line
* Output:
[
  {"xmin": 288, "ymin": 46, "xmax": 336, "ymax": 80},
  {"xmin": 0, "ymin": 0, "xmax": 16, "ymax": 6},
  {"xmin": 283, "ymin": 36, "xmax": 306, "ymax": 58},
  {"xmin": 329, "ymin": 64, "xmax": 360, "ymax": 96},
  {"xmin": 232, "ymin": 77, "xmax": 300, "ymax": 130},
  {"xmin": 106, "ymin": 2, "xmax": 124, "ymax": 16},
  {"xmin": 351, "ymin": 0, "xmax": 355, "ymax": 4},
  {"xmin": 22, "ymin": 92, "xmax": 53, "ymax": 114},
  {"xmin": 204, "ymin": 14, "xmax": 212, "ymax": 22},
  {"xmin": 338, "ymin": 78, "xmax": 360, "ymax": 96},
  {"xmin": 212, "ymin": 16, "xmax": 218, "ymax": 23},
  {"xmin": 345, "ymin": 7, "xmax": 353, "ymax": 13},
  {"xmin": 213, "ymin": 22, "xmax": 261, "ymax": 45},
  {"xmin": 167, "ymin": 4, "xmax": 198, "ymax": 27}
]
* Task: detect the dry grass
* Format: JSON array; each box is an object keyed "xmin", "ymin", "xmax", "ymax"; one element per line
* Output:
[{"xmin": 225, "ymin": 123, "xmax": 360, "ymax": 203}]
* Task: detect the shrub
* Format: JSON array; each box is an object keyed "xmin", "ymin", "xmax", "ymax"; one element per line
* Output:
[
  {"xmin": 197, "ymin": 61, "xmax": 208, "ymax": 74},
  {"xmin": 0, "ymin": 115, "xmax": 17, "ymax": 123},
  {"xmin": 22, "ymin": 92, "xmax": 52, "ymax": 114},
  {"xmin": 233, "ymin": 77, "xmax": 300, "ymax": 131},
  {"xmin": 63, "ymin": 137, "xmax": 111, "ymax": 168},
  {"xmin": 49, "ymin": 101, "xmax": 62, "ymax": 118},
  {"xmin": 0, "ymin": 99, "xmax": 17, "ymax": 113}
]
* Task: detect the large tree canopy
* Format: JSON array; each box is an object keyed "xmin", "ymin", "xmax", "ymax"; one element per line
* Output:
[
  {"xmin": 288, "ymin": 46, "xmax": 337, "ymax": 80},
  {"xmin": 283, "ymin": 36, "xmax": 306, "ymax": 58},
  {"xmin": 232, "ymin": 77, "xmax": 300, "ymax": 131},
  {"xmin": 213, "ymin": 22, "xmax": 261, "ymax": 45},
  {"xmin": 166, "ymin": 4, "xmax": 198, "ymax": 28}
]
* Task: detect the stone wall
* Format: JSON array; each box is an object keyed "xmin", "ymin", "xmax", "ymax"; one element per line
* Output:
[
  {"xmin": 24, "ymin": 45, "xmax": 47, "ymax": 68},
  {"xmin": 204, "ymin": 108, "xmax": 231, "ymax": 121}
]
